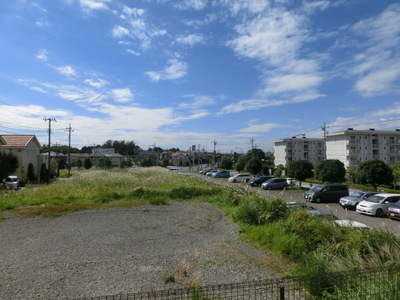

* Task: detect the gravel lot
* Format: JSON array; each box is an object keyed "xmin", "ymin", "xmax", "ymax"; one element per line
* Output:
[{"xmin": 0, "ymin": 201, "xmax": 279, "ymax": 300}]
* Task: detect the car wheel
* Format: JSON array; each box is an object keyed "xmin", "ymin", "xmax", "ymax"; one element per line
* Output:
[
  {"xmin": 376, "ymin": 208, "xmax": 384, "ymax": 217},
  {"xmin": 246, "ymin": 178, "xmax": 249, "ymax": 182},
  {"xmin": 267, "ymin": 186, "xmax": 272, "ymax": 190},
  {"xmin": 315, "ymin": 197, "xmax": 322, "ymax": 203},
  {"xmin": 232, "ymin": 179, "xmax": 237, "ymax": 183}
]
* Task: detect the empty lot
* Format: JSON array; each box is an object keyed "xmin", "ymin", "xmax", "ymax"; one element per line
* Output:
[{"xmin": 0, "ymin": 201, "xmax": 279, "ymax": 300}]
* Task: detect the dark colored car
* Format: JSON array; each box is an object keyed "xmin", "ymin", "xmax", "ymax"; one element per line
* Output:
[
  {"xmin": 339, "ymin": 191, "xmax": 378, "ymax": 210},
  {"xmin": 248, "ymin": 176, "xmax": 273, "ymax": 187},
  {"xmin": 304, "ymin": 184, "xmax": 349, "ymax": 203},
  {"xmin": 387, "ymin": 202, "xmax": 400, "ymax": 220}
]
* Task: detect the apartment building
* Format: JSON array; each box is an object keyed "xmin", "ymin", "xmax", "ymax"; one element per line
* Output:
[
  {"xmin": 274, "ymin": 137, "xmax": 325, "ymax": 167},
  {"xmin": 326, "ymin": 128, "xmax": 400, "ymax": 168}
]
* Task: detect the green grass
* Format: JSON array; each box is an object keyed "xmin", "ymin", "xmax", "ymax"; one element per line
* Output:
[
  {"xmin": 0, "ymin": 167, "xmax": 225, "ymax": 217},
  {"xmin": 2, "ymin": 167, "xmax": 399, "ymax": 296}
]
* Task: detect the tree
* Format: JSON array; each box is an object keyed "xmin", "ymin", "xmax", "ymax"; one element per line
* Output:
[
  {"xmin": 273, "ymin": 164, "xmax": 285, "ymax": 177},
  {"xmin": 315, "ymin": 159, "xmax": 346, "ymax": 183},
  {"xmin": 356, "ymin": 159, "xmax": 394, "ymax": 190},
  {"xmin": 83, "ymin": 157, "xmax": 92, "ymax": 169},
  {"xmin": 76, "ymin": 159, "xmax": 83, "ymax": 169},
  {"xmin": 246, "ymin": 157, "xmax": 263, "ymax": 175},
  {"xmin": 16, "ymin": 166, "xmax": 27, "ymax": 185},
  {"xmin": 0, "ymin": 152, "xmax": 18, "ymax": 180},
  {"xmin": 27, "ymin": 163, "xmax": 35, "ymax": 183},
  {"xmin": 234, "ymin": 156, "xmax": 246, "ymax": 172},
  {"xmin": 39, "ymin": 163, "xmax": 49, "ymax": 184},
  {"xmin": 140, "ymin": 157, "xmax": 153, "ymax": 167},
  {"xmin": 161, "ymin": 157, "xmax": 170, "ymax": 167},
  {"xmin": 287, "ymin": 160, "xmax": 313, "ymax": 185},
  {"xmin": 392, "ymin": 161, "xmax": 400, "ymax": 189},
  {"xmin": 246, "ymin": 148, "xmax": 265, "ymax": 161},
  {"xmin": 220, "ymin": 156, "xmax": 233, "ymax": 170}
]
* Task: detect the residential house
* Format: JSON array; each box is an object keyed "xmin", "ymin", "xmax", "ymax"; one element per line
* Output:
[
  {"xmin": 0, "ymin": 134, "xmax": 42, "ymax": 176},
  {"xmin": 170, "ymin": 152, "xmax": 191, "ymax": 166}
]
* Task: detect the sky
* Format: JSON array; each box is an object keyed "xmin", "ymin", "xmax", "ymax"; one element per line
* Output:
[{"xmin": 1, "ymin": 0, "xmax": 400, "ymax": 154}]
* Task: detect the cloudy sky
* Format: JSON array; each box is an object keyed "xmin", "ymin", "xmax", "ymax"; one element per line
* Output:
[{"xmin": 1, "ymin": 0, "xmax": 400, "ymax": 153}]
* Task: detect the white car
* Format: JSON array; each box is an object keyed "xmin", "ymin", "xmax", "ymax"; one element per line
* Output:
[
  {"xmin": 286, "ymin": 178, "xmax": 296, "ymax": 186},
  {"xmin": 228, "ymin": 174, "xmax": 251, "ymax": 183},
  {"xmin": 356, "ymin": 193, "xmax": 400, "ymax": 217},
  {"xmin": 3, "ymin": 176, "xmax": 20, "ymax": 189},
  {"xmin": 333, "ymin": 219, "xmax": 370, "ymax": 229}
]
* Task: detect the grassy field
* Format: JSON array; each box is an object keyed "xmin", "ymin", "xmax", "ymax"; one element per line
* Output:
[{"xmin": 1, "ymin": 167, "xmax": 400, "ymax": 295}]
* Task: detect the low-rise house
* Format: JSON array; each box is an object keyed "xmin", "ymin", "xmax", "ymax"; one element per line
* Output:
[
  {"xmin": 0, "ymin": 134, "xmax": 42, "ymax": 176},
  {"xmin": 170, "ymin": 152, "xmax": 191, "ymax": 166}
]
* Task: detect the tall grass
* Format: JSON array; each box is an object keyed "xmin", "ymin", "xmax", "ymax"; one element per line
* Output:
[{"xmin": 0, "ymin": 167, "xmax": 224, "ymax": 214}]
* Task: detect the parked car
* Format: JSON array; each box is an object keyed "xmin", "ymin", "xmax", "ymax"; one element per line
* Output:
[
  {"xmin": 261, "ymin": 178, "xmax": 287, "ymax": 190},
  {"xmin": 212, "ymin": 170, "xmax": 230, "ymax": 178},
  {"xmin": 228, "ymin": 174, "xmax": 251, "ymax": 183},
  {"xmin": 333, "ymin": 219, "xmax": 370, "ymax": 229},
  {"xmin": 200, "ymin": 168, "xmax": 214, "ymax": 174},
  {"xmin": 356, "ymin": 193, "xmax": 400, "ymax": 217},
  {"xmin": 248, "ymin": 176, "xmax": 273, "ymax": 187},
  {"xmin": 286, "ymin": 178, "xmax": 296, "ymax": 186},
  {"xmin": 304, "ymin": 184, "xmax": 349, "ymax": 203},
  {"xmin": 339, "ymin": 191, "xmax": 378, "ymax": 210},
  {"xmin": 388, "ymin": 202, "xmax": 400, "ymax": 220},
  {"xmin": 3, "ymin": 176, "xmax": 20, "ymax": 189},
  {"xmin": 206, "ymin": 170, "xmax": 218, "ymax": 176}
]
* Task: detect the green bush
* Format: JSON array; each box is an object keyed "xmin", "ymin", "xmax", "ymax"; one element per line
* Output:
[{"xmin": 233, "ymin": 196, "xmax": 288, "ymax": 225}]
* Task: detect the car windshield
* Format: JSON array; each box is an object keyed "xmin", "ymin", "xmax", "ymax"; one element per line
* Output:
[
  {"xmin": 349, "ymin": 192, "xmax": 363, "ymax": 198},
  {"xmin": 6, "ymin": 177, "xmax": 17, "ymax": 182},
  {"xmin": 366, "ymin": 196, "xmax": 384, "ymax": 203},
  {"xmin": 310, "ymin": 185, "xmax": 323, "ymax": 192}
]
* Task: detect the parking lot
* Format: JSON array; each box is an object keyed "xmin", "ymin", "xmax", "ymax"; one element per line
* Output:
[{"xmin": 193, "ymin": 171, "xmax": 400, "ymax": 237}]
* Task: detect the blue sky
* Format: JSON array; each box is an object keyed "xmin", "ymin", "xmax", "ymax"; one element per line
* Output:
[{"xmin": 1, "ymin": 0, "xmax": 399, "ymax": 153}]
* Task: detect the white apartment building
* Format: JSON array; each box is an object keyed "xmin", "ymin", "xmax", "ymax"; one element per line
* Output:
[
  {"xmin": 274, "ymin": 137, "xmax": 325, "ymax": 167},
  {"xmin": 326, "ymin": 128, "xmax": 400, "ymax": 168}
]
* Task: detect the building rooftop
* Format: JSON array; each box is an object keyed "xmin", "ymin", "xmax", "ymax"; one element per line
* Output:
[{"xmin": 0, "ymin": 134, "xmax": 40, "ymax": 148}]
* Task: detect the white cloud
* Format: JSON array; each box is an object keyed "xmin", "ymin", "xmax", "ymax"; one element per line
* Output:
[
  {"xmin": 122, "ymin": 6, "xmax": 144, "ymax": 17},
  {"xmin": 146, "ymin": 59, "xmax": 188, "ymax": 82},
  {"xmin": 110, "ymin": 88, "xmax": 134, "ymax": 103},
  {"xmin": 112, "ymin": 25, "xmax": 130, "ymax": 38},
  {"xmin": 176, "ymin": 34, "xmax": 204, "ymax": 46},
  {"xmin": 36, "ymin": 49, "xmax": 48, "ymax": 61},
  {"xmin": 238, "ymin": 122, "xmax": 281, "ymax": 133},
  {"xmin": 79, "ymin": 0, "xmax": 110, "ymax": 11},
  {"xmin": 84, "ymin": 78, "xmax": 109, "ymax": 88},
  {"xmin": 349, "ymin": 4, "xmax": 400, "ymax": 96},
  {"xmin": 173, "ymin": 0, "xmax": 207, "ymax": 10},
  {"xmin": 56, "ymin": 65, "xmax": 77, "ymax": 77}
]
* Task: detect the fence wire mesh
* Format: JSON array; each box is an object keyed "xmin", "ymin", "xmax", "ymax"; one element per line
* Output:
[{"xmin": 73, "ymin": 267, "xmax": 399, "ymax": 300}]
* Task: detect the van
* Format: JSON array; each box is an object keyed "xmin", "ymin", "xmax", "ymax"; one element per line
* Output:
[{"xmin": 304, "ymin": 184, "xmax": 349, "ymax": 203}]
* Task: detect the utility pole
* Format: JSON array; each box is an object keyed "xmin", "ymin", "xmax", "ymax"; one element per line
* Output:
[
  {"xmin": 321, "ymin": 123, "xmax": 328, "ymax": 160},
  {"xmin": 65, "ymin": 124, "xmax": 74, "ymax": 177},
  {"xmin": 250, "ymin": 137, "xmax": 255, "ymax": 149},
  {"xmin": 44, "ymin": 117, "xmax": 56, "ymax": 181},
  {"xmin": 212, "ymin": 139, "xmax": 217, "ymax": 166}
]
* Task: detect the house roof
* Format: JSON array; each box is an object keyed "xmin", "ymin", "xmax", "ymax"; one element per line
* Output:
[
  {"xmin": 0, "ymin": 136, "xmax": 5, "ymax": 146},
  {"xmin": 0, "ymin": 135, "xmax": 41, "ymax": 148},
  {"xmin": 171, "ymin": 152, "xmax": 191, "ymax": 157}
]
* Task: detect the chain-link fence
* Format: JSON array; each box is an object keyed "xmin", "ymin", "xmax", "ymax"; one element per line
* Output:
[{"xmin": 73, "ymin": 267, "xmax": 399, "ymax": 300}]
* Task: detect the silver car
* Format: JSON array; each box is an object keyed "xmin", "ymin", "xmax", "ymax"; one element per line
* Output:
[
  {"xmin": 356, "ymin": 193, "xmax": 400, "ymax": 217},
  {"xmin": 339, "ymin": 191, "xmax": 378, "ymax": 210}
]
